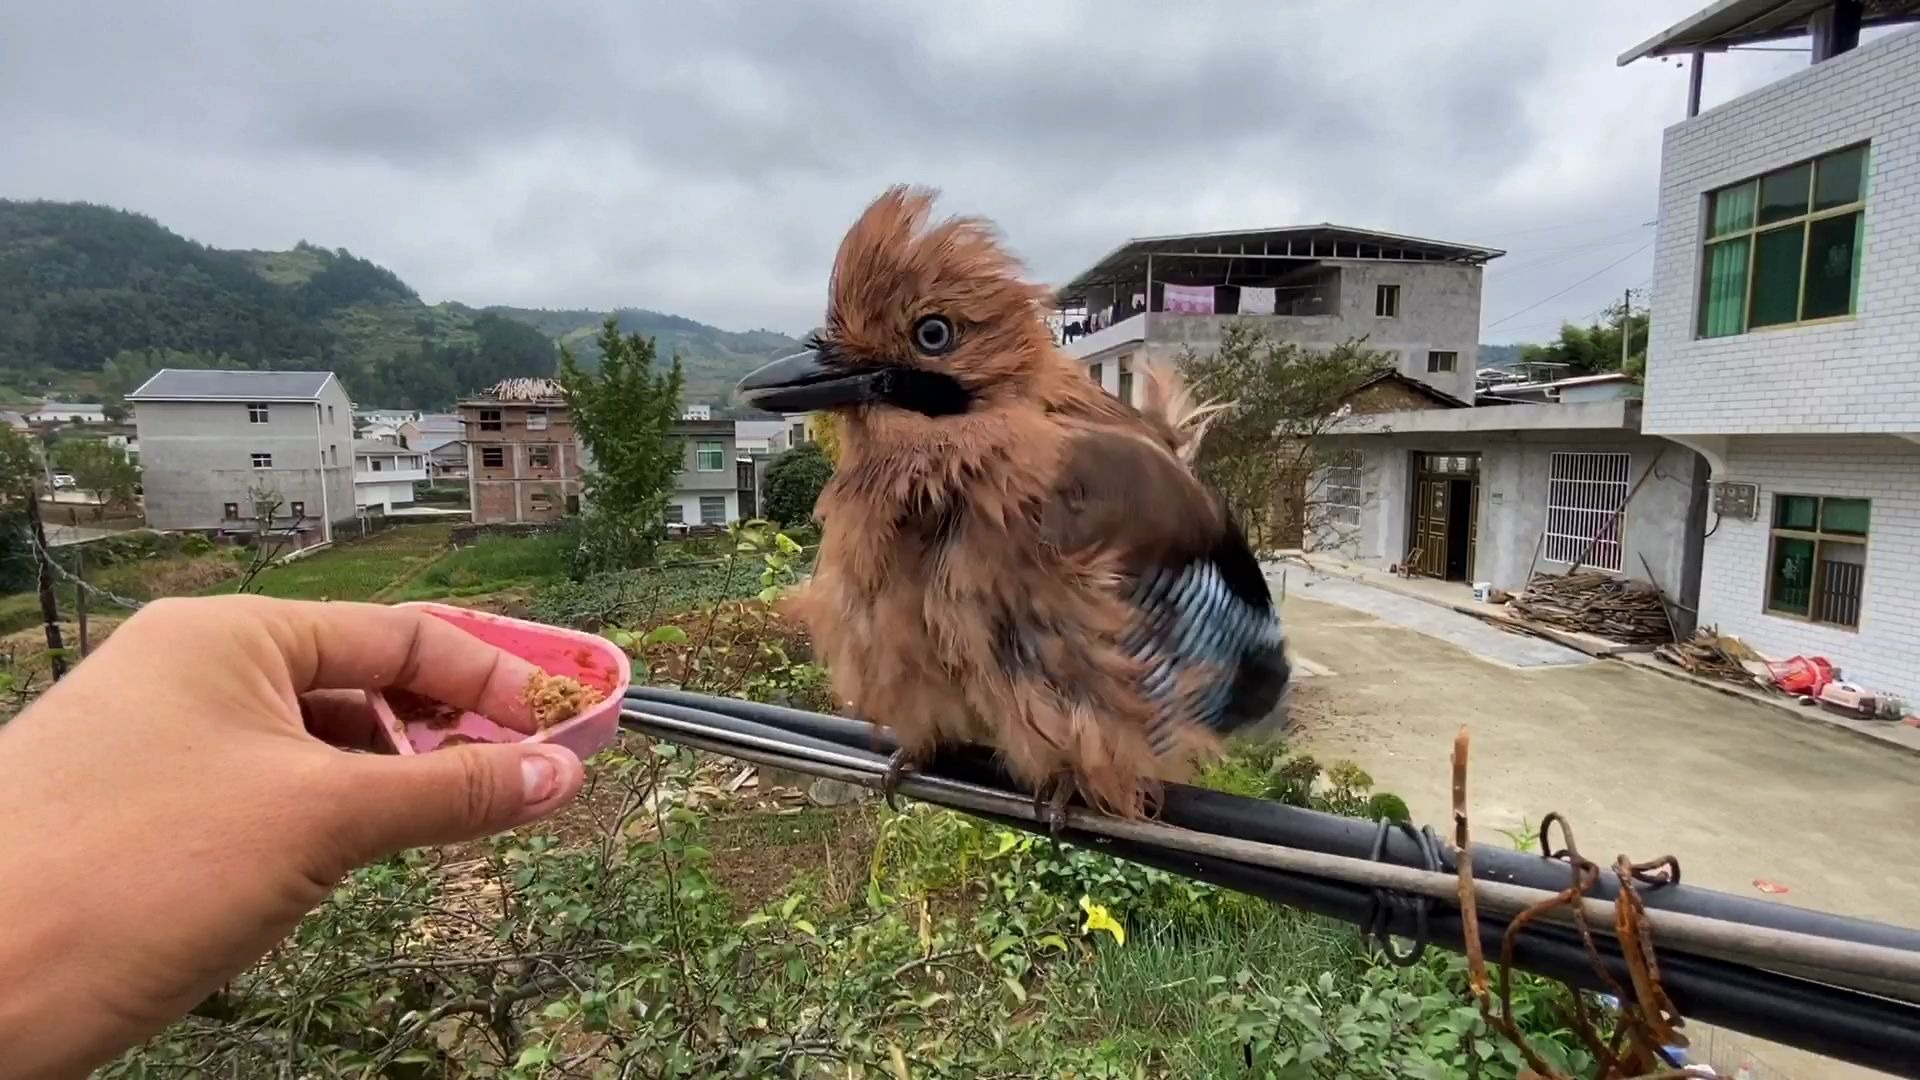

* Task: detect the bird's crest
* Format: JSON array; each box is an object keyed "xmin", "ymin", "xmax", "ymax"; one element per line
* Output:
[{"xmin": 1137, "ymin": 362, "xmax": 1231, "ymax": 464}]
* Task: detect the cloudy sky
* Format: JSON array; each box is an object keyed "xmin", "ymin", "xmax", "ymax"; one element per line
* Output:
[{"xmin": 2, "ymin": 2, "xmax": 1816, "ymax": 343}]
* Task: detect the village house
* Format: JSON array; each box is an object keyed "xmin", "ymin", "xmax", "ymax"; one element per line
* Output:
[
  {"xmin": 458, "ymin": 379, "xmax": 582, "ymax": 525},
  {"xmin": 353, "ymin": 437, "xmax": 427, "ymax": 513},
  {"xmin": 400, "ymin": 413, "xmax": 464, "ymax": 453},
  {"xmin": 1621, "ymin": 0, "xmax": 1920, "ymax": 701},
  {"xmin": 127, "ymin": 368, "xmax": 356, "ymax": 546},
  {"xmin": 664, "ymin": 419, "xmax": 743, "ymax": 528},
  {"xmin": 1052, "ymin": 225, "xmax": 1503, "ymax": 406},
  {"xmin": 28, "ymin": 401, "xmax": 107, "ymax": 425}
]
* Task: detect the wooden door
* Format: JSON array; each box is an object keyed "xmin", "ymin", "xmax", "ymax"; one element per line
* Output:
[{"xmin": 1413, "ymin": 477, "xmax": 1450, "ymax": 578}]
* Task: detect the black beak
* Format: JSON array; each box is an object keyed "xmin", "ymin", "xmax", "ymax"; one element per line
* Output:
[{"xmin": 735, "ymin": 348, "xmax": 881, "ymax": 412}]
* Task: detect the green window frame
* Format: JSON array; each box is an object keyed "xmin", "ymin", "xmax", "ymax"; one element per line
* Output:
[
  {"xmin": 1698, "ymin": 144, "xmax": 1867, "ymax": 339},
  {"xmin": 1765, "ymin": 494, "xmax": 1868, "ymax": 628}
]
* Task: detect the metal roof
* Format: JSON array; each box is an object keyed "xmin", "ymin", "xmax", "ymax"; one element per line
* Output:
[
  {"xmin": 1053, "ymin": 224, "xmax": 1503, "ymax": 302},
  {"xmin": 127, "ymin": 368, "xmax": 337, "ymax": 402},
  {"xmin": 354, "ymin": 439, "xmax": 413, "ymax": 455},
  {"xmin": 1618, "ymin": 0, "xmax": 1920, "ymax": 64}
]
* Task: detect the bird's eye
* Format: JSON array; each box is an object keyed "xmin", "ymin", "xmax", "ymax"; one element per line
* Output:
[{"xmin": 912, "ymin": 315, "xmax": 955, "ymax": 356}]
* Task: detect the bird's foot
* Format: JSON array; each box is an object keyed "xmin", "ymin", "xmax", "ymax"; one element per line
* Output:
[
  {"xmin": 1032, "ymin": 774, "xmax": 1076, "ymax": 850},
  {"xmin": 881, "ymin": 749, "xmax": 919, "ymax": 812}
]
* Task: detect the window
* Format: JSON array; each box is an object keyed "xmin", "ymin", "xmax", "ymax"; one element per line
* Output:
[
  {"xmin": 1087, "ymin": 362, "xmax": 1104, "ymax": 387},
  {"xmin": 529, "ymin": 492, "xmax": 554, "ymax": 513},
  {"xmin": 479, "ymin": 409, "xmax": 502, "ymax": 432},
  {"xmin": 289, "ymin": 501, "xmax": 305, "ymax": 518},
  {"xmin": 327, "ymin": 405, "xmax": 335, "ymax": 424},
  {"xmin": 696, "ymin": 441, "xmax": 725, "ymax": 471},
  {"xmin": 1699, "ymin": 144, "xmax": 1868, "ymax": 338},
  {"xmin": 1544, "ymin": 451, "xmax": 1630, "ymax": 572},
  {"xmin": 250, "ymin": 453, "xmax": 272, "ymax": 469},
  {"xmin": 1375, "ymin": 284, "xmax": 1401, "ymax": 318},
  {"xmin": 481, "ymin": 447, "xmax": 505, "ymax": 468},
  {"xmin": 223, "ymin": 502, "xmax": 240, "ymax": 521},
  {"xmin": 526, "ymin": 409, "xmax": 549, "ymax": 431},
  {"xmin": 1322, "ymin": 450, "xmax": 1364, "ymax": 527},
  {"xmin": 664, "ymin": 503, "xmax": 685, "ymax": 524},
  {"xmin": 528, "ymin": 445, "xmax": 552, "ymax": 468},
  {"xmin": 371, "ymin": 458, "xmax": 384, "ymax": 472},
  {"xmin": 566, "ymin": 494, "xmax": 581, "ymax": 515},
  {"xmin": 1426, "ymin": 351, "xmax": 1458, "ymax": 373},
  {"xmin": 1767, "ymin": 494, "xmax": 1867, "ymax": 628},
  {"xmin": 699, "ymin": 495, "xmax": 727, "ymax": 525},
  {"xmin": 247, "ymin": 403, "xmax": 269, "ymax": 424},
  {"xmin": 790, "ymin": 423, "xmax": 807, "ymax": 444},
  {"xmin": 328, "ymin": 444, "xmax": 337, "ymax": 466},
  {"xmin": 1117, "ymin": 358, "xmax": 1134, "ymax": 405},
  {"xmin": 408, "ymin": 456, "xmax": 420, "ymax": 469}
]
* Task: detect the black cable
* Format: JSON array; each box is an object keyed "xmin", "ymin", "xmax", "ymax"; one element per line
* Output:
[
  {"xmin": 617, "ymin": 690, "xmax": 1920, "ymax": 1076},
  {"xmin": 1363, "ymin": 819, "xmax": 1439, "ymax": 967}
]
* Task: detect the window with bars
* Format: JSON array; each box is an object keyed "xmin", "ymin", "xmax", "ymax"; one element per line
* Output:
[
  {"xmin": 698, "ymin": 495, "xmax": 727, "ymax": 525},
  {"xmin": 1322, "ymin": 450, "xmax": 1363, "ymax": 527},
  {"xmin": 1699, "ymin": 144, "xmax": 1867, "ymax": 338},
  {"xmin": 1544, "ymin": 451, "xmax": 1629, "ymax": 572},
  {"xmin": 480, "ymin": 447, "xmax": 505, "ymax": 468},
  {"xmin": 1767, "ymin": 494, "xmax": 1867, "ymax": 628},
  {"xmin": 664, "ymin": 504, "xmax": 685, "ymax": 525}
]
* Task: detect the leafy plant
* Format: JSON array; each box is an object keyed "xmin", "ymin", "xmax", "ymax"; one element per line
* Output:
[
  {"xmin": 559, "ymin": 317, "xmax": 686, "ymax": 575},
  {"xmin": 761, "ymin": 442, "xmax": 833, "ymax": 528}
]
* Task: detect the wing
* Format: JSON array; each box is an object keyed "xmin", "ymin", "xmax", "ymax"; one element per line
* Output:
[{"xmin": 1040, "ymin": 428, "xmax": 1290, "ymax": 754}]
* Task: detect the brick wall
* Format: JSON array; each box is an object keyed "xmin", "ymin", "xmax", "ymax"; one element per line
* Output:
[
  {"xmin": 460, "ymin": 400, "xmax": 583, "ymax": 524},
  {"xmin": 1644, "ymin": 26, "xmax": 1920, "ymax": 436},
  {"xmin": 1346, "ymin": 380, "xmax": 1455, "ymax": 415},
  {"xmin": 1697, "ymin": 436, "xmax": 1920, "ymax": 702}
]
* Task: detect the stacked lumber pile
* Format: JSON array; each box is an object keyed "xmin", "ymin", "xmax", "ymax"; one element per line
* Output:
[
  {"xmin": 1508, "ymin": 572, "xmax": 1675, "ymax": 644},
  {"xmin": 1654, "ymin": 629, "xmax": 1764, "ymax": 685}
]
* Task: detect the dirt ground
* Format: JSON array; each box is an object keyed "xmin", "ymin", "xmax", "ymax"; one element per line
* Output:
[{"xmin": 1277, "ymin": 581, "xmax": 1920, "ymax": 1079}]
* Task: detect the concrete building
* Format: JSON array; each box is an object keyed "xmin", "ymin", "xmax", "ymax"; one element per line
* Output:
[
  {"xmin": 1317, "ymin": 401, "xmax": 1709, "ymax": 624},
  {"xmin": 29, "ymin": 402, "xmax": 107, "ymax": 425},
  {"xmin": 681, "ymin": 404, "xmax": 712, "ymax": 421},
  {"xmin": 733, "ymin": 419, "xmax": 791, "ymax": 457},
  {"xmin": 400, "ymin": 413, "xmax": 464, "ymax": 453},
  {"xmin": 665, "ymin": 419, "xmax": 742, "ymax": 527},
  {"xmin": 1623, "ymin": 2, "xmax": 1920, "ymax": 701},
  {"xmin": 427, "ymin": 440, "xmax": 467, "ymax": 480},
  {"xmin": 353, "ymin": 438, "xmax": 427, "ymax": 512},
  {"xmin": 458, "ymin": 379, "xmax": 581, "ymax": 525},
  {"xmin": 127, "ymin": 369, "xmax": 355, "ymax": 545},
  {"xmin": 1053, "ymin": 225, "xmax": 1503, "ymax": 405}
]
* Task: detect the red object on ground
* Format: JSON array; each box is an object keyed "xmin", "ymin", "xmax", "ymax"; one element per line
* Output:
[
  {"xmin": 1753, "ymin": 879, "xmax": 1790, "ymax": 895},
  {"xmin": 1765, "ymin": 656, "xmax": 1835, "ymax": 697}
]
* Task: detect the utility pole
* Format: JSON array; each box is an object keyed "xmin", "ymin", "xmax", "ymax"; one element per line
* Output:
[
  {"xmin": 1621, "ymin": 287, "xmax": 1634, "ymax": 370},
  {"xmin": 74, "ymin": 541, "xmax": 89, "ymax": 658},
  {"xmin": 23, "ymin": 491, "xmax": 68, "ymax": 681}
]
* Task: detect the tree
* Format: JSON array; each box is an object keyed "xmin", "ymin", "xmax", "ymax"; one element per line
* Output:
[
  {"xmin": 0, "ymin": 427, "xmax": 39, "ymax": 593},
  {"xmin": 762, "ymin": 443, "xmax": 833, "ymax": 528},
  {"xmin": 1179, "ymin": 324, "xmax": 1388, "ymax": 550},
  {"xmin": 809, "ymin": 412, "xmax": 842, "ymax": 466},
  {"xmin": 1520, "ymin": 296, "xmax": 1649, "ymax": 377},
  {"xmin": 51, "ymin": 439, "xmax": 139, "ymax": 517},
  {"xmin": 559, "ymin": 318, "xmax": 685, "ymax": 574}
]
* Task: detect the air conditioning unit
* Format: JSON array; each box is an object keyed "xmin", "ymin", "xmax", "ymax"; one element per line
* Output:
[{"xmin": 1712, "ymin": 481, "xmax": 1758, "ymax": 520}]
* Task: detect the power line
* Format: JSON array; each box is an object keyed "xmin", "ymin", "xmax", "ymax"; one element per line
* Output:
[{"xmin": 1484, "ymin": 240, "xmax": 1653, "ymax": 331}]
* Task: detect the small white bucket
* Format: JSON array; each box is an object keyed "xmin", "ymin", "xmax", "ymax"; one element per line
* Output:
[{"xmin": 1472, "ymin": 581, "xmax": 1492, "ymax": 602}]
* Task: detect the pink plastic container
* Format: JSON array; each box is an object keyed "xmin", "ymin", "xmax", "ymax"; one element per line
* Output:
[{"xmin": 368, "ymin": 602, "xmax": 631, "ymax": 760}]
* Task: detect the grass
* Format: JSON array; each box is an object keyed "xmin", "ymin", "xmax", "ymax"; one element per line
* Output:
[
  {"xmin": 387, "ymin": 531, "xmax": 572, "ymax": 601},
  {"xmin": 0, "ymin": 550, "xmax": 243, "ymax": 634},
  {"xmin": 206, "ymin": 524, "xmax": 455, "ymax": 601}
]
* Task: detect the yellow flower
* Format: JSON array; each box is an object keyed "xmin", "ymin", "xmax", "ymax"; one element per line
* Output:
[{"xmin": 1078, "ymin": 895, "xmax": 1125, "ymax": 946}]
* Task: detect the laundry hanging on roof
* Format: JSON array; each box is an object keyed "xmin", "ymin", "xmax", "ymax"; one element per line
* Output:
[
  {"xmin": 1236, "ymin": 286, "xmax": 1275, "ymax": 315},
  {"xmin": 1162, "ymin": 283, "xmax": 1215, "ymax": 314}
]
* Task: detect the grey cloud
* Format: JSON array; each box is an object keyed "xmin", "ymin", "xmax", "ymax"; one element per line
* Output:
[{"xmin": 0, "ymin": 0, "xmax": 1815, "ymax": 339}]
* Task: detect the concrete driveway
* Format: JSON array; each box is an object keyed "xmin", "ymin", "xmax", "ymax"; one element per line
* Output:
[{"xmin": 1273, "ymin": 569, "xmax": 1919, "ymax": 1079}]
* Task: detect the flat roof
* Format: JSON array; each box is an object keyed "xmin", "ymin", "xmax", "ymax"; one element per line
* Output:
[
  {"xmin": 1321, "ymin": 399, "xmax": 1642, "ymax": 437},
  {"xmin": 1619, "ymin": 0, "xmax": 1920, "ymax": 64},
  {"xmin": 1054, "ymin": 224, "xmax": 1504, "ymax": 302}
]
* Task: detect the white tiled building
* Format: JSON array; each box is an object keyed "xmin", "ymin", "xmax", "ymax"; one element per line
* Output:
[{"xmin": 1626, "ymin": 4, "xmax": 1920, "ymax": 702}]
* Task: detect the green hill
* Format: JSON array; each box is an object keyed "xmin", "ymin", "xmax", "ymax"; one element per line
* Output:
[{"xmin": 0, "ymin": 199, "xmax": 803, "ymax": 410}]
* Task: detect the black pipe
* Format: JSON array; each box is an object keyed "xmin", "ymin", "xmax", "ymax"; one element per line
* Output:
[
  {"xmin": 626, "ymin": 687, "xmax": 1920, "ymax": 953},
  {"xmin": 617, "ymin": 702, "xmax": 1920, "ymax": 1076}
]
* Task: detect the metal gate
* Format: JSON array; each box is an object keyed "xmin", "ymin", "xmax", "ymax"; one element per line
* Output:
[{"xmin": 1409, "ymin": 452, "xmax": 1479, "ymax": 580}]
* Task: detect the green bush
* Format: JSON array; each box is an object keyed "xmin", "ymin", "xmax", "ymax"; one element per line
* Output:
[{"xmin": 761, "ymin": 442, "xmax": 832, "ymax": 528}]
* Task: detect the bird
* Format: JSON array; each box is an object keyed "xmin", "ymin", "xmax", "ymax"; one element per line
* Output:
[{"xmin": 735, "ymin": 186, "xmax": 1289, "ymax": 828}]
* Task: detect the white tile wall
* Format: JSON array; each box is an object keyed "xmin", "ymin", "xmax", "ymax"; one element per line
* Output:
[
  {"xmin": 1698, "ymin": 437, "xmax": 1920, "ymax": 703},
  {"xmin": 1644, "ymin": 26, "xmax": 1920, "ymax": 436}
]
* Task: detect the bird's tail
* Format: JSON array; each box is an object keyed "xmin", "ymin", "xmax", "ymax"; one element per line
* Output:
[{"xmin": 1137, "ymin": 362, "xmax": 1230, "ymax": 465}]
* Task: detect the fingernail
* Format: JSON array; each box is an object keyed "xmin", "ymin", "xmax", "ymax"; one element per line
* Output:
[{"xmin": 520, "ymin": 750, "xmax": 560, "ymax": 805}]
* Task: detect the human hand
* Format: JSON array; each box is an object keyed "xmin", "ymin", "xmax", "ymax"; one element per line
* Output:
[{"xmin": 0, "ymin": 594, "xmax": 587, "ymax": 1078}]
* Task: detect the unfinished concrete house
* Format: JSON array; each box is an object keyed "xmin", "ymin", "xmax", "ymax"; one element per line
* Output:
[{"xmin": 1052, "ymin": 225, "xmax": 1503, "ymax": 406}]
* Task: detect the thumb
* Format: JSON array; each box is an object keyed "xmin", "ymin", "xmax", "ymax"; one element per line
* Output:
[{"xmin": 333, "ymin": 742, "xmax": 585, "ymax": 858}]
